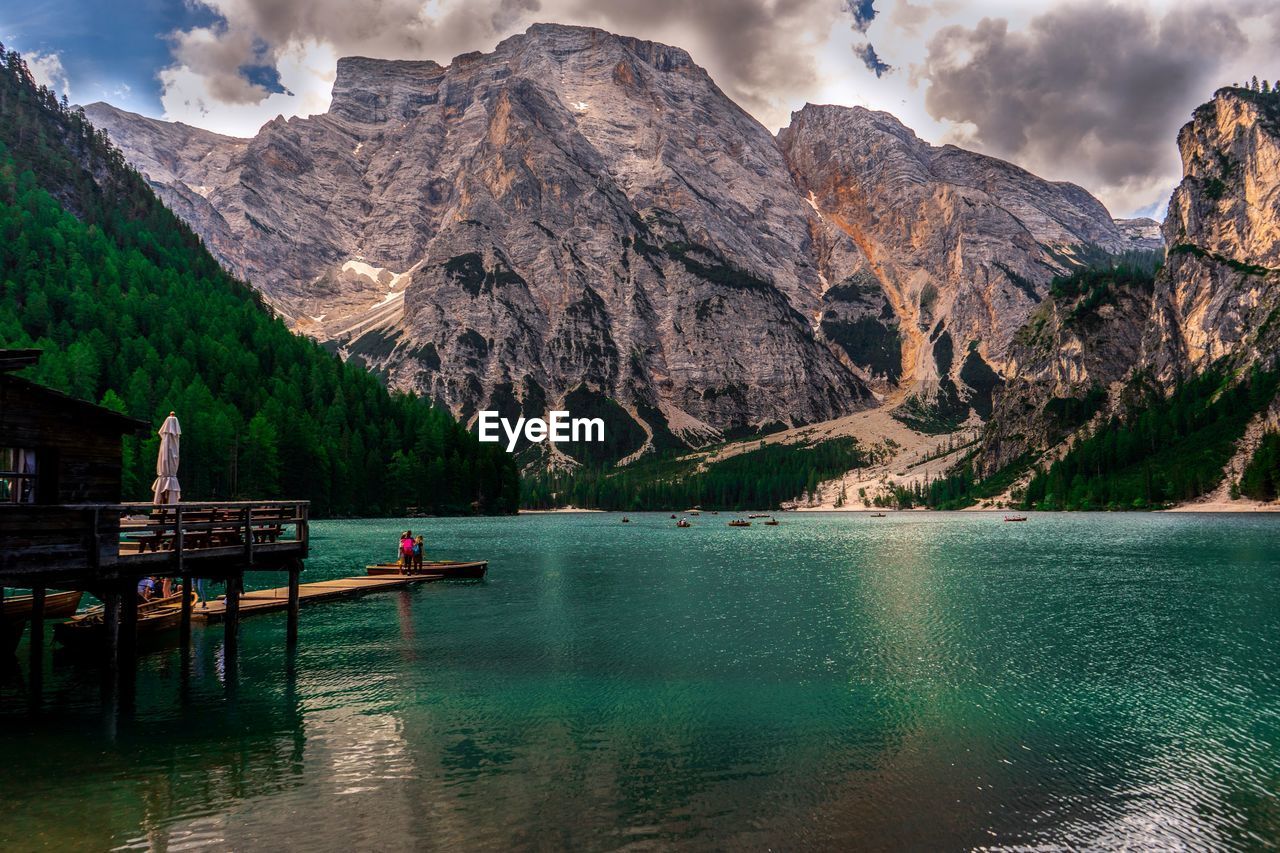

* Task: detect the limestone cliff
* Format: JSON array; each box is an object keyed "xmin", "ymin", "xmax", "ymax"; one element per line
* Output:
[
  {"xmin": 1150, "ymin": 87, "xmax": 1280, "ymax": 378},
  {"xmin": 83, "ymin": 24, "xmax": 1161, "ymax": 460},
  {"xmin": 978, "ymin": 87, "xmax": 1280, "ymax": 476},
  {"xmin": 778, "ymin": 104, "xmax": 1160, "ymax": 425}
]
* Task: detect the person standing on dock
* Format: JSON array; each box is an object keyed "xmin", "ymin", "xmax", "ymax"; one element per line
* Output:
[
  {"xmin": 400, "ymin": 531, "xmax": 414, "ymax": 570},
  {"xmin": 413, "ymin": 535, "xmax": 424, "ymax": 571}
]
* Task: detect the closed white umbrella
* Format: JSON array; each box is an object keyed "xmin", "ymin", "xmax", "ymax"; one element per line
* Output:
[{"xmin": 151, "ymin": 411, "xmax": 182, "ymax": 505}]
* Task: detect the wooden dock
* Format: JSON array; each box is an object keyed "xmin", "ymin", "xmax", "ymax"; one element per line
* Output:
[{"xmin": 194, "ymin": 572, "xmax": 445, "ymax": 623}]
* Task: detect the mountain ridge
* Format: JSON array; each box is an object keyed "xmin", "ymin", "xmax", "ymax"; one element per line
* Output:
[{"xmin": 83, "ymin": 22, "xmax": 1163, "ymax": 464}]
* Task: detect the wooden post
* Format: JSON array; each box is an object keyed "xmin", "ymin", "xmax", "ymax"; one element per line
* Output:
[
  {"xmin": 286, "ymin": 559, "xmax": 301, "ymax": 647},
  {"xmin": 174, "ymin": 504, "xmax": 184, "ymax": 574},
  {"xmin": 299, "ymin": 504, "xmax": 309, "ymax": 558},
  {"xmin": 180, "ymin": 573, "xmax": 193, "ymax": 646},
  {"xmin": 29, "ymin": 584, "xmax": 45, "ymax": 665},
  {"xmin": 0, "ymin": 586, "xmax": 7, "ymax": 656},
  {"xmin": 243, "ymin": 507, "xmax": 254, "ymax": 564},
  {"xmin": 225, "ymin": 573, "xmax": 241, "ymax": 659},
  {"xmin": 120, "ymin": 583, "xmax": 139, "ymax": 665},
  {"xmin": 103, "ymin": 587, "xmax": 121, "ymax": 672}
]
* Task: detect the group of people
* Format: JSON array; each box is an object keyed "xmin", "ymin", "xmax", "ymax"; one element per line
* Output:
[
  {"xmin": 137, "ymin": 575, "xmax": 206, "ymax": 607},
  {"xmin": 399, "ymin": 531, "xmax": 425, "ymax": 571},
  {"xmin": 137, "ymin": 575, "xmax": 179, "ymax": 603}
]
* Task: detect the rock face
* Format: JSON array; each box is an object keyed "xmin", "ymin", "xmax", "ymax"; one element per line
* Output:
[
  {"xmin": 778, "ymin": 104, "xmax": 1161, "ymax": 421},
  {"xmin": 91, "ymin": 25, "xmax": 877, "ymax": 456},
  {"xmin": 1149, "ymin": 88, "xmax": 1280, "ymax": 379},
  {"xmin": 83, "ymin": 23, "xmax": 1160, "ymax": 459},
  {"xmin": 977, "ymin": 87, "xmax": 1280, "ymax": 474}
]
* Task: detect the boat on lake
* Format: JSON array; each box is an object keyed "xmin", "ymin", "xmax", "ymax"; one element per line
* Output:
[
  {"xmin": 763, "ymin": 518, "xmax": 779, "ymax": 526},
  {"xmin": 676, "ymin": 519, "xmax": 691, "ymax": 528},
  {"xmin": 54, "ymin": 591, "xmax": 189, "ymax": 652},
  {"xmin": 728, "ymin": 520, "xmax": 751, "ymax": 527},
  {"xmin": 367, "ymin": 560, "xmax": 488, "ymax": 579},
  {"xmin": 870, "ymin": 512, "xmax": 887, "ymax": 518},
  {"xmin": 4, "ymin": 590, "xmax": 84, "ymax": 655},
  {"xmin": 1004, "ymin": 515, "xmax": 1028, "ymax": 522}
]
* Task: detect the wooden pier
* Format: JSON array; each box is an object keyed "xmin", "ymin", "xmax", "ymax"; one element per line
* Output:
[{"xmin": 195, "ymin": 572, "xmax": 448, "ymax": 623}]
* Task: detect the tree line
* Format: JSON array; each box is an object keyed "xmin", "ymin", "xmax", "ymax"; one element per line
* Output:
[{"xmin": 522, "ymin": 437, "xmax": 870, "ymax": 511}]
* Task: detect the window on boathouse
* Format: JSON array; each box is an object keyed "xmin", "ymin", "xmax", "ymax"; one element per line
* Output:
[{"xmin": 0, "ymin": 446, "xmax": 37, "ymax": 504}]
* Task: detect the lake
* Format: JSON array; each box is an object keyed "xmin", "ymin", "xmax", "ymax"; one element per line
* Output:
[{"xmin": 1, "ymin": 512, "xmax": 1278, "ymax": 850}]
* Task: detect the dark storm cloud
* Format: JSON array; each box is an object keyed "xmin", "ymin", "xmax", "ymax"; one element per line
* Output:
[
  {"xmin": 918, "ymin": 2, "xmax": 1246, "ymax": 197},
  {"xmin": 854, "ymin": 42, "xmax": 891, "ymax": 78}
]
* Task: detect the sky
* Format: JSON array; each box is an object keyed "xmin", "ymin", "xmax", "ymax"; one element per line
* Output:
[{"xmin": 3, "ymin": 0, "xmax": 1278, "ymax": 218}]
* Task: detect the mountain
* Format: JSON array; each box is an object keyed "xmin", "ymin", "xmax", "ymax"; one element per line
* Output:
[
  {"xmin": 1151, "ymin": 87, "xmax": 1280, "ymax": 377},
  {"xmin": 83, "ymin": 23, "xmax": 1158, "ymax": 462},
  {"xmin": 971, "ymin": 86, "xmax": 1280, "ymax": 507},
  {"xmin": 779, "ymin": 103, "xmax": 1161, "ymax": 422},
  {"xmin": 0, "ymin": 46, "xmax": 519, "ymax": 516}
]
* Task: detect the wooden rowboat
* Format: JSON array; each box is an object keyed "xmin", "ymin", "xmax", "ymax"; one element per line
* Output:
[
  {"xmin": 53, "ymin": 592, "xmax": 191, "ymax": 651},
  {"xmin": 3, "ymin": 589, "xmax": 84, "ymax": 621},
  {"xmin": 367, "ymin": 560, "xmax": 488, "ymax": 580},
  {"xmin": 728, "ymin": 520, "xmax": 751, "ymax": 527},
  {"xmin": 1004, "ymin": 515, "xmax": 1028, "ymax": 522},
  {"xmin": 4, "ymin": 590, "xmax": 84, "ymax": 655}
]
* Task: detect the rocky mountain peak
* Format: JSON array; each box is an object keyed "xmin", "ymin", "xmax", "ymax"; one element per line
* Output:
[
  {"xmin": 1149, "ymin": 85, "xmax": 1280, "ymax": 378},
  {"xmin": 85, "ymin": 24, "xmax": 1165, "ymax": 462}
]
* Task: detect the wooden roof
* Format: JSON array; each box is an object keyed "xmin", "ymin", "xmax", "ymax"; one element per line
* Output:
[{"xmin": 0, "ymin": 348, "xmax": 40, "ymax": 373}]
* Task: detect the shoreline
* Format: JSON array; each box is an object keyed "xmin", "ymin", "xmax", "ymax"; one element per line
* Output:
[
  {"xmin": 519, "ymin": 506, "xmax": 606, "ymax": 514},
  {"xmin": 516, "ymin": 503, "xmax": 1279, "ymax": 514}
]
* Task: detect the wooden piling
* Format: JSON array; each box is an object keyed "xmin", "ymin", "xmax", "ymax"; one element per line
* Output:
[
  {"xmin": 180, "ymin": 574, "xmax": 193, "ymax": 645},
  {"xmin": 225, "ymin": 573, "xmax": 241, "ymax": 658},
  {"xmin": 119, "ymin": 584, "xmax": 139, "ymax": 664},
  {"xmin": 29, "ymin": 584, "xmax": 45, "ymax": 662},
  {"xmin": 103, "ymin": 588, "xmax": 121, "ymax": 670},
  {"xmin": 286, "ymin": 561, "xmax": 301, "ymax": 647}
]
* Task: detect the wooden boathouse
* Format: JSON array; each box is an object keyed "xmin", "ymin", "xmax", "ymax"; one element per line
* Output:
[{"xmin": 0, "ymin": 348, "xmax": 309, "ymax": 674}]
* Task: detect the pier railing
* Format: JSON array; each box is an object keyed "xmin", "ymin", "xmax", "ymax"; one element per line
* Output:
[{"xmin": 0, "ymin": 500, "xmax": 309, "ymax": 582}]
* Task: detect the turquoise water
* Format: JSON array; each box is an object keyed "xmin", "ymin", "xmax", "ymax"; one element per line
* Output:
[{"xmin": 1, "ymin": 512, "xmax": 1278, "ymax": 850}]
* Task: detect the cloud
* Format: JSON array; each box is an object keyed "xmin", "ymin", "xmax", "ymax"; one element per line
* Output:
[
  {"xmin": 160, "ymin": 39, "xmax": 337, "ymax": 136},
  {"xmin": 156, "ymin": 0, "xmax": 856, "ymax": 133},
  {"xmin": 915, "ymin": 1, "xmax": 1265, "ymax": 215},
  {"xmin": 26, "ymin": 51, "xmax": 70, "ymax": 99}
]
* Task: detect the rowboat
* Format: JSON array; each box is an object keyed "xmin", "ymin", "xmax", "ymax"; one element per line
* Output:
[
  {"xmin": 53, "ymin": 592, "xmax": 191, "ymax": 652},
  {"xmin": 4, "ymin": 590, "xmax": 84, "ymax": 655},
  {"xmin": 763, "ymin": 518, "xmax": 780, "ymax": 526},
  {"xmin": 367, "ymin": 560, "xmax": 488, "ymax": 580},
  {"xmin": 676, "ymin": 519, "xmax": 691, "ymax": 528},
  {"xmin": 3, "ymin": 589, "xmax": 83, "ymax": 621},
  {"xmin": 1004, "ymin": 515, "xmax": 1028, "ymax": 522},
  {"xmin": 728, "ymin": 520, "xmax": 751, "ymax": 527},
  {"xmin": 870, "ymin": 512, "xmax": 887, "ymax": 518}
]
